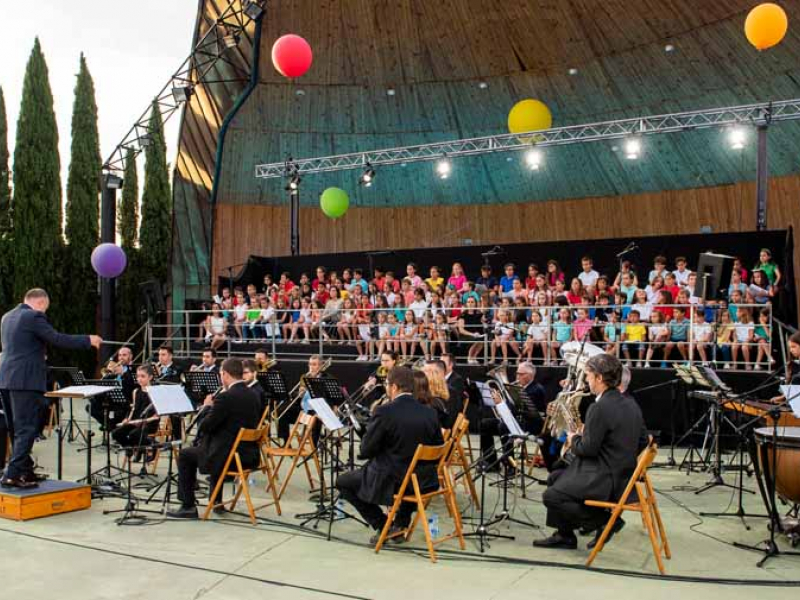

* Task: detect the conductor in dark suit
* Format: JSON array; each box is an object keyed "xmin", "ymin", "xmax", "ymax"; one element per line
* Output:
[
  {"xmin": 0, "ymin": 289, "xmax": 101, "ymax": 488},
  {"xmin": 168, "ymin": 358, "xmax": 261, "ymax": 519},
  {"xmin": 534, "ymin": 353, "xmax": 647, "ymax": 550},
  {"xmin": 336, "ymin": 366, "xmax": 444, "ymax": 541}
]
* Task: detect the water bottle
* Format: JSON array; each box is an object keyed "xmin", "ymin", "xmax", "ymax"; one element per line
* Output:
[
  {"xmin": 336, "ymin": 499, "xmax": 346, "ymax": 517},
  {"xmin": 248, "ymin": 475, "xmax": 257, "ymax": 487},
  {"xmin": 427, "ymin": 513, "xmax": 440, "ymax": 539}
]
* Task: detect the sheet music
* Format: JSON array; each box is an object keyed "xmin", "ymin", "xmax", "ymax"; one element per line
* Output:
[
  {"xmin": 495, "ymin": 402, "xmax": 525, "ymax": 437},
  {"xmin": 780, "ymin": 385, "xmax": 800, "ymax": 417},
  {"xmin": 474, "ymin": 381, "xmax": 496, "ymax": 408},
  {"xmin": 308, "ymin": 397, "xmax": 345, "ymax": 431},
  {"xmin": 148, "ymin": 385, "xmax": 195, "ymax": 416},
  {"xmin": 47, "ymin": 385, "xmax": 117, "ymax": 398}
]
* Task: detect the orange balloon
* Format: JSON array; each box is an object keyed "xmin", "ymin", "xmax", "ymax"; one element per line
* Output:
[{"xmin": 745, "ymin": 3, "xmax": 788, "ymax": 51}]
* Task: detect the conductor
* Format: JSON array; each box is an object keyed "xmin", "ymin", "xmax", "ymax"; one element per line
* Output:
[{"xmin": 0, "ymin": 289, "xmax": 101, "ymax": 489}]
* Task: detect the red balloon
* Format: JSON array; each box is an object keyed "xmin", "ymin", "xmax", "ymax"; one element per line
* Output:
[{"xmin": 272, "ymin": 34, "xmax": 313, "ymax": 78}]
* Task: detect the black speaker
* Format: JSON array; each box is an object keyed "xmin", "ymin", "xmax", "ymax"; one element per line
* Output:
[
  {"xmin": 696, "ymin": 253, "xmax": 735, "ymax": 301},
  {"xmin": 139, "ymin": 280, "xmax": 166, "ymax": 315}
]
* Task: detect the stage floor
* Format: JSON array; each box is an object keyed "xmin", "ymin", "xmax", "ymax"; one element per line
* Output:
[{"xmin": 2, "ymin": 418, "xmax": 799, "ymax": 599}]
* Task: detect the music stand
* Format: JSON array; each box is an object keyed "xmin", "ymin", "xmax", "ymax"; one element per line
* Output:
[
  {"xmin": 90, "ymin": 386, "xmax": 129, "ymax": 484},
  {"xmin": 183, "ymin": 371, "xmax": 221, "ymax": 406},
  {"xmin": 258, "ymin": 371, "xmax": 290, "ymax": 442},
  {"xmin": 305, "ymin": 376, "xmax": 353, "ymax": 469},
  {"xmin": 49, "ymin": 367, "xmax": 88, "ymax": 444},
  {"xmin": 142, "ymin": 385, "xmax": 195, "ymax": 511}
]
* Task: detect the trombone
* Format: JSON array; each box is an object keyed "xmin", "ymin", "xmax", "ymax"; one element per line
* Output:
[
  {"xmin": 348, "ymin": 364, "xmax": 388, "ymax": 406},
  {"xmin": 273, "ymin": 357, "xmax": 332, "ymax": 421}
]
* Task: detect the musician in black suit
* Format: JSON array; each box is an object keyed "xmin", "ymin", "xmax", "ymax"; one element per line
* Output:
[
  {"xmin": 336, "ymin": 366, "xmax": 444, "ymax": 541},
  {"xmin": 168, "ymin": 358, "xmax": 261, "ymax": 519},
  {"xmin": 442, "ymin": 354, "xmax": 466, "ymax": 419},
  {"xmin": 242, "ymin": 359, "xmax": 269, "ymax": 416},
  {"xmin": 479, "ymin": 362, "xmax": 546, "ymax": 470},
  {"xmin": 94, "ymin": 345, "xmax": 136, "ymax": 430},
  {"xmin": 155, "ymin": 345, "xmax": 184, "ymax": 383},
  {"xmin": 534, "ymin": 354, "xmax": 647, "ymax": 550},
  {"xmin": 0, "ymin": 289, "xmax": 101, "ymax": 488},
  {"xmin": 191, "ymin": 348, "xmax": 220, "ymax": 374}
]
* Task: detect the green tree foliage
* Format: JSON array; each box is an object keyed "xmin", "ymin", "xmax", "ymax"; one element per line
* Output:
[
  {"xmin": 64, "ymin": 54, "xmax": 101, "ymax": 372},
  {"xmin": 64, "ymin": 54, "xmax": 100, "ymax": 332},
  {"xmin": 119, "ymin": 147, "xmax": 138, "ymax": 251},
  {"xmin": 117, "ymin": 149, "xmax": 143, "ymax": 343},
  {"xmin": 0, "ymin": 86, "xmax": 13, "ymax": 313},
  {"xmin": 139, "ymin": 100, "xmax": 172, "ymax": 287},
  {"xmin": 12, "ymin": 39, "xmax": 63, "ymax": 313}
]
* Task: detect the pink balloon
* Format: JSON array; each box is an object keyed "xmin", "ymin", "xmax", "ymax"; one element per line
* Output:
[{"xmin": 272, "ymin": 34, "xmax": 313, "ymax": 78}]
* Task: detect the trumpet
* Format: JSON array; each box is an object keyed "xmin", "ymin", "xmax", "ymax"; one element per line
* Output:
[
  {"xmin": 101, "ymin": 359, "xmax": 121, "ymax": 377},
  {"xmin": 256, "ymin": 358, "xmax": 277, "ymax": 371},
  {"xmin": 273, "ymin": 357, "xmax": 332, "ymax": 421}
]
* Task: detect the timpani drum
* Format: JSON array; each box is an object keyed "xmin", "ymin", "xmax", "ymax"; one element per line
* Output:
[{"xmin": 753, "ymin": 426, "xmax": 800, "ymax": 505}]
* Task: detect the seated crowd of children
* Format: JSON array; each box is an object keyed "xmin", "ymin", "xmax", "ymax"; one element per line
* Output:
[{"xmin": 198, "ymin": 248, "xmax": 781, "ymax": 370}]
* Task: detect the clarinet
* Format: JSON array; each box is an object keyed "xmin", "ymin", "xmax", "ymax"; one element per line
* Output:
[{"xmin": 186, "ymin": 386, "xmax": 223, "ymax": 444}]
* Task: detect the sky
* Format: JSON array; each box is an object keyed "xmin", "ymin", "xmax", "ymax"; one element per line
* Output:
[{"xmin": 0, "ymin": 0, "xmax": 199, "ymax": 187}]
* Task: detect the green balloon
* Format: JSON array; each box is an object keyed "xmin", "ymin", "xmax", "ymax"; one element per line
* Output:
[{"xmin": 320, "ymin": 187, "xmax": 349, "ymax": 219}]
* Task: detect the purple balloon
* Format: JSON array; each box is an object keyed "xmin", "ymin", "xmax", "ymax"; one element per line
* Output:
[{"xmin": 91, "ymin": 243, "xmax": 127, "ymax": 278}]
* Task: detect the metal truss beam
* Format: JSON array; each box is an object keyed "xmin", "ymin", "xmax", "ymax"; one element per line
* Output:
[
  {"xmin": 103, "ymin": 1, "xmax": 265, "ymax": 173},
  {"xmin": 255, "ymin": 98, "xmax": 800, "ymax": 179}
]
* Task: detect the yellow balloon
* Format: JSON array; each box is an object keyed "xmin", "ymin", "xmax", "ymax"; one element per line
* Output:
[
  {"xmin": 745, "ymin": 3, "xmax": 788, "ymax": 51},
  {"xmin": 508, "ymin": 99, "xmax": 553, "ymax": 138}
]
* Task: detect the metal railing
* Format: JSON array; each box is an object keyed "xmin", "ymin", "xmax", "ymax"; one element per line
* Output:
[{"xmin": 145, "ymin": 302, "xmax": 780, "ymax": 371}]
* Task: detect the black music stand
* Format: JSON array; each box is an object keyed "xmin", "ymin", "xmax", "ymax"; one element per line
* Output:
[
  {"xmin": 503, "ymin": 383, "xmax": 546, "ymax": 494},
  {"xmin": 258, "ymin": 371, "xmax": 290, "ymax": 442},
  {"xmin": 90, "ymin": 386, "xmax": 129, "ymax": 485},
  {"xmin": 50, "ymin": 367, "xmax": 88, "ymax": 443},
  {"xmin": 305, "ymin": 376, "xmax": 350, "ymax": 471},
  {"xmin": 183, "ymin": 371, "xmax": 221, "ymax": 406}
]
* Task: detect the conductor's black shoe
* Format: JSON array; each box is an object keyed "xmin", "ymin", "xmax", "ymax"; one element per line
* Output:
[
  {"xmin": 0, "ymin": 477, "xmax": 39, "ymax": 490},
  {"xmin": 166, "ymin": 505, "xmax": 199, "ymax": 519},
  {"xmin": 587, "ymin": 518, "xmax": 625, "ymax": 550},
  {"xmin": 533, "ymin": 532, "xmax": 578, "ymax": 550}
]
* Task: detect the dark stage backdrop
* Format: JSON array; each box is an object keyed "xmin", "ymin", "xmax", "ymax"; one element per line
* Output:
[{"xmin": 216, "ymin": 229, "xmax": 794, "ymax": 323}]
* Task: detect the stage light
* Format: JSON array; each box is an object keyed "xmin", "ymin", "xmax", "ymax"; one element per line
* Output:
[
  {"xmin": 104, "ymin": 173, "xmax": 124, "ymax": 189},
  {"xmin": 478, "ymin": 81, "xmax": 489, "ymax": 89},
  {"xmin": 359, "ymin": 164, "xmax": 376, "ymax": 187},
  {"xmin": 222, "ymin": 33, "xmax": 241, "ymax": 49},
  {"xmin": 524, "ymin": 148, "xmax": 542, "ymax": 171},
  {"xmin": 665, "ymin": 43, "xmax": 675, "ymax": 53},
  {"xmin": 386, "ymin": 88, "xmax": 396, "ymax": 96},
  {"xmin": 729, "ymin": 127, "xmax": 746, "ymax": 150},
  {"xmin": 172, "ymin": 84, "xmax": 193, "ymax": 103},
  {"xmin": 624, "ymin": 138, "xmax": 641, "ymax": 160},
  {"xmin": 285, "ymin": 173, "xmax": 301, "ymax": 192},
  {"xmin": 568, "ymin": 68, "xmax": 579, "ymax": 76},
  {"xmin": 244, "ymin": 0, "xmax": 264, "ymax": 20},
  {"xmin": 436, "ymin": 158, "xmax": 452, "ymax": 179},
  {"xmin": 295, "ymin": 89, "xmax": 306, "ymax": 97}
]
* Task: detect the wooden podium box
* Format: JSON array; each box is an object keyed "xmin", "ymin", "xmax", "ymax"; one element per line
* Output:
[{"xmin": 0, "ymin": 480, "xmax": 91, "ymax": 521}]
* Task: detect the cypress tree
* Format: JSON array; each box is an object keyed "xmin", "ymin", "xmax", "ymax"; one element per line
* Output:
[
  {"xmin": 12, "ymin": 39, "xmax": 63, "ymax": 305},
  {"xmin": 119, "ymin": 147, "xmax": 138, "ymax": 250},
  {"xmin": 0, "ymin": 86, "xmax": 13, "ymax": 313},
  {"xmin": 117, "ymin": 149, "xmax": 142, "ymax": 342},
  {"xmin": 139, "ymin": 100, "xmax": 172, "ymax": 287},
  {"xmin": 64, "ymin": 54, "xmax": 101, "ymax": 342}
]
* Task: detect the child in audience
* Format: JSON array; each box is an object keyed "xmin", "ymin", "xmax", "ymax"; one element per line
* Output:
[
  {"xmin": 572, "ymin": 308, "xmax": 594, "ymax": 342},
  {"xmin": 728, "ymin": 270, "xmax": 747, "ymax": 300},
  {"xmin": 662, "ymin": 272, "xmax": 680, "ymax": 304},
  {"xmin": 613, "ymin": 260, "xmax": 639, "ymax": 290},
  {"xmin": 618, "ymin": 272, "xmax": 637, "ymax": 303},
  {"xmin": 545, "ymin": 259, "xmax": 565, "ymax": 289},
  {"xmin": 566, "ymin": 278, "xmax": 584, "ymax": 305},
  {"xmin": 754, "ymin": 307, "xmax": 774, "ymax": 369},
  {"xmin": 603, "ymin": 310, "xmax": 620, "ymax": 357},
  {"xmin": 337, "ymin": 297, "xmax": 357, "ymax": 344},
  {"xmin": 621, "ymin": 309, "xmax": 647, "ymax": 366},
  {"xmin": 283, "ymin": 298, "xmax": 302, "ymax": 342},
  {"xmin": 525, "ymin": 263, "xmax": 540, "ymax": 291},
  {"xmin": 432, "ymin": 312, "xmax": 450, "ymax": 358},
  {"xmin": 524, "ymin": 310, "xmax": 549, "ymax": 363},
  {"xmin": 672, "ymin": 256, "xmax": 691, "ymax": 286},
  {"xmin": 692, "ymin": 309, "xmax": 714, "ymax": 366},
  {"xmin": 425, "ymin": 266, "xmax": 443, "ymax": 291},
  {"xmin": 448, "ymin": 262, "xmax": 468, "ymax": 293},
  {"xmin": 490, "ymin": 309, "xmax": 520, "ymax": 364},
  {"xmin": 295, "ymin": 297, "xmax": 312, "ymax": 343},
  {"xmin": 653, "ymin": 289, "xmax": 674, "ymax": 322},
  {"xmin": 732, "ymin": 307, "xmax": 755, "ymax": 370},
  {"xmin": 716, "ymin": 310, "xmax": 734, "ymax": 368},
  {"xmin": 664, "ymin": 306, "xmax": 689, "ymax": 365},
  {"xmin": 552, "ymin": 308, "xmax": 573, "ymax": 362},
  {"xmin": 750, "ymin": 270, "xmax": 774, "ymax": 304},
  {"xmin": 644, "ymin": 311, "xmax": 669, "ymax": 368},
  {"xmin": 476, "ymin": 265, "xmax": 498, "ymax": 294},
  {"xmin": 406, "ymin": 263, "xmax": 423, "ymax": 288},
  {"xmin": 578, "ymin": 255, "xmax": 599, "ymax": 288},
  {"xmin": 631, "ymin": 288, "xmax": 652, "ymax": 322},
  {"xmin": 648, "ymin": 255, "xmax": 669, "ymax": 284}
]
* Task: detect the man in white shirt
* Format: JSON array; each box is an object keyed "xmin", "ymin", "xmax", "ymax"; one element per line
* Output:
[{"xmin": 577, "ymin": 256, "xmax": 599, "ymax": 288}]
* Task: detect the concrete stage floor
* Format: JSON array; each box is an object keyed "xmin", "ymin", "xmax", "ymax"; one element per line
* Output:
[{"xmin": 2, "ymin": 414, "xmax": 799, "ymax": 600}]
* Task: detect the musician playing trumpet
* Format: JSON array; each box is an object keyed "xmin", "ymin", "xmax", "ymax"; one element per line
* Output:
[
  {"xmin": 112, "ymin": 366, "xmax": 160, "ymax": 462},
  {"xmin": 534, "ymin": 354, "xmax": 647, "ymax": 551},
  {"xmin": 190, "ymin": 348, "xmax": 219, "ymax": 373}
]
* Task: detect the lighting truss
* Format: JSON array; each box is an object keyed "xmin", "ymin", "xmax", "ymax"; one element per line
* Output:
[
  {"xmin": 254, "ymin": 98, "xmax": 800, "ymax": 179},
  {"xmin": 103, "ymin": 0, "xmax": 266, "ymax": 173}
]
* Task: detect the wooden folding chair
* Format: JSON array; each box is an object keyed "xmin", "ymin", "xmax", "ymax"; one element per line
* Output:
[
  {"xmin": 585, "ymin": 440, "xmax": 671, "ymax": 574},
  {"xmin": 375, "ymin": 440, "xmax": 466, "ymax": 563},
  {"xmin": 445, "ymin": 414, "xmax": 480, "ymax": 508},
  {"xmin": 203, "ymin": 426, "xmax": 281, "ymax": 524},
  {"xmin": 264, "ymin": 412, "xmax": 322, "ymax": 500}
]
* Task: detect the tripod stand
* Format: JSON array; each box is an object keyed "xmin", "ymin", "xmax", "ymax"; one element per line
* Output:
[{"xmin": 484, "ymin": 436, "xmax": 540, "ymax": 531}]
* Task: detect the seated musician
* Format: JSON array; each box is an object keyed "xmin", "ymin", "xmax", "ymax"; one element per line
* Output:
[
  {"xmin": 254, "ymin": 348, "xmax": 272, "ymax": 371},
  {"xmin": 414, "ymin": 371, "xmax": 448, "ymax": 428},
  {"xmin": 534, "ymin": 354, "xmax": 647, "ymax": 550},
  {"xmin": 168, "ymin": 358, "xmax": 262, "ymax": 519},
  {"xmin": 423, "ymin": 360, "xmax": 457, "ymax": 428},
  {"xmin": 335, "ymin": 366, "xmax": 444, "ymax": 543},
  {"xmin": 93, "ymin": 345, "xmax": 136, "ymax": 429},
  {"xmin": 441, "ymin": 353, "xmax": 466, "ymax": 414},
  {"xmin": 191, "ymin": 348, "xmax": 219, "ymax": 373},
  {"xmin": 770, "ymin": 331, "xmax": 800, "ymax": 403},
  {"xmin": 155, "ymin": 345, "xmax": 183, "ymax": 383},
  {"xmin": 242, "ymin": 359, "xmax": 269, "ymax": 417},
  {"xmin": 480, "ymin": 361, "xmax": 546, "ymax": 472},
  {"xmin": 112, "ymin": 365, "xmax": 160, "ymax": 462},
  {"xmin": 357, "ymin": 351, "xmax": 398, "ymax": 411}
]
